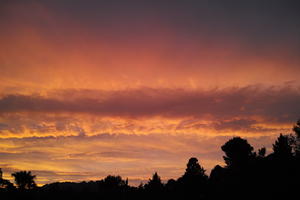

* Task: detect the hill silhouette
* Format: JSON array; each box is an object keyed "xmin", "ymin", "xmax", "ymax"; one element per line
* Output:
[{"xmin": 1, "ymin": 120, "xmax": 299, "ymax": 200}]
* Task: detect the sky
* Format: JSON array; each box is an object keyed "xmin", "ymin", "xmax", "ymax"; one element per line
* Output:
[{"xmin": 0, "ymin": 0, "xmax": 300, "ymax": 185}]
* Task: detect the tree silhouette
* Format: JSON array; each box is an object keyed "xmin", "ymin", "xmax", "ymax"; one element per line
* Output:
[
  {"xmin": 165, "ymin": 179, "xmax": 176, "ymax": 191},
  {"xmin": 102, "ymin": 175, "xmax": 127, "ymax": 187},
  {"xmin": 209, "ymin": 165, "xmax": 226, "ymax": 183},
  {"xmin": 272, "ymin": 134, "xmax": 293, "ymax": 159},
  {"xmin": 293, "ymin": 119, "xmax": 300, "ymax": 137},
  {"xmin": 11, "ymin": 171, "xmax": 36, "ymax": 190},
  {"xmin": 177, "ymin": 157, "xmax": 208, "ymax": 198},
  {"xmin": 221, "ymin": 137, "xmax": 254, "ymax": 168},
  {"xmin": 144, "ymin": 172, "xmax": 163, "ymax": 192},
  {"xmin": 184, "ymin": 157, "xmax": 206, "ymax": 177},
  {"xmin": 292, "ymin": 119, "xmax": 300, "ymax": 157},
  {"xmin": 258, "ymin": 147, "xmax": 266, "ymax": 157}
]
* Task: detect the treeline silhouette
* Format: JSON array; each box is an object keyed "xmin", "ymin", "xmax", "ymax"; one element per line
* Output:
[{"xmin": 1, "ymin": 120, "xmax": 300, "ymax": 200}]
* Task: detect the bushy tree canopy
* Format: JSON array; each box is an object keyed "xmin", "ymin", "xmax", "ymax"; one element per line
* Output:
[{"xmin": 221, "ymin": 137, "xmax": 254, "ymax": 168}]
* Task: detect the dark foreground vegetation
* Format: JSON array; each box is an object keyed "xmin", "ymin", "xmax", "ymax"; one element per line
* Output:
[{"xmin": 1, "ymin": 120, "xmax": 300, "ymax": 200}]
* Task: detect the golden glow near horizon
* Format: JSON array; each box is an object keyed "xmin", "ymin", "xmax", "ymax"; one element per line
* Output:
[{"xmin": 0, "ymin": 0, "xmax": 300, "ymax": 186}]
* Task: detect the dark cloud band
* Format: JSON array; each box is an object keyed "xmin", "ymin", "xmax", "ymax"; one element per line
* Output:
[{"xmin": 0, "ymin": 86, "xmax": 299, "ymax": 121}]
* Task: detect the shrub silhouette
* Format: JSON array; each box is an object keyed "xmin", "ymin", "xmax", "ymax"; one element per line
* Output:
[{"xmin": 0, "ymin": 169, "xmax": 14, "ymax": 190}]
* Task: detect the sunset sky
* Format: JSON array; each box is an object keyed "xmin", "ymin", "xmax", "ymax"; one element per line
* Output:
[{"xmin": 1, "ymin": 0, "xmax": 300, "ymax": 185}]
